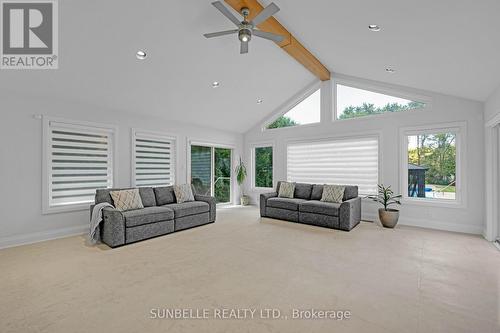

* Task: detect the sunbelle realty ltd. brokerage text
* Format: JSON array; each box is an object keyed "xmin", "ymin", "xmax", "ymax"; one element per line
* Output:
[{"xmin": 150, "ymin": 307, "xmax": 351, "ymax": 321}]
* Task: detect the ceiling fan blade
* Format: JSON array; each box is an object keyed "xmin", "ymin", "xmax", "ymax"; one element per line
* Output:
[
  {"xmin": 251, "ymin": 2, "xmax": 280, "ymax": 26},
  {"xmin": 240, "ymin": 41, "xmax": 248, "ymax": 54},
  {"xmin": 204, "ymin": 29, "xmax": 239, "ymax": 38},
  {"xmin": 211, "ymin": 1, "xmax": 241, "ymax": 26},
  {"xmin": 253, "ymin": 30, "xmax": 284, "ymax": 43}
]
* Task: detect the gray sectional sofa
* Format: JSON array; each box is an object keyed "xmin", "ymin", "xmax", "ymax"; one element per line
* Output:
[
  {"xmin": 92, "ymin": 186, "xmax": 216, "ymax": 247},
  {"xmin": 260, "ymin": 181, "xmax": 361, "ymax": 231}
]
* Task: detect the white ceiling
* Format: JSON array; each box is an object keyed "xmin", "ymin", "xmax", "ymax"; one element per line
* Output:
[
  {"xmin": 269, "ymin": 0, "xmax": 500, "ymax": 102},
  {"xmin": 1, "ymin": 0, "xmax": 499, "ymax": 133}
]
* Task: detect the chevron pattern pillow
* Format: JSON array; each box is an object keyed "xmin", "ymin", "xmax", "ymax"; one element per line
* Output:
[
  {"xmin": 173, "ymin": 184, "xmax": 195, "ymax": 203},
  {"xmin": 278, "ymin": 182, "xmax": 295, "ymax": 198},
  {"xmin": 320, "ymin": 185, "xmax": 345, "ymax": 203},
  {"xmin": 110, "ymin": 189, "xmax": 144, "ymax": 211}
]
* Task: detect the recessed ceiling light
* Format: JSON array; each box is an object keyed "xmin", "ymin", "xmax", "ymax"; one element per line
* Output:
[
  {"xmin": 385, "ymin": 67, "xmax": 396, "ymax": 73},
  {"xmin": 368, "ymin": 25, "xmax": 381, "ymax": 32},
  {"xmin": 257, "ymin": 98, "xmax": 263, "ymax": 104},
  {"xmin": 136, "ymin": 50, "xmax": 147, "ymax": 60},
  {"xmin": 212, "ymin": 81, "xmax": 220, "ymax": 88}
]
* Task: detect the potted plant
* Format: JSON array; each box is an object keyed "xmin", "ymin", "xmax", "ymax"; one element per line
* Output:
[
  {"xmin": 235, "ymin": 157, "xmax": 249, "ymax": 205},
  {"xmin": 366, "ymin": 184, "xmax": 402, "ymax": 228}
]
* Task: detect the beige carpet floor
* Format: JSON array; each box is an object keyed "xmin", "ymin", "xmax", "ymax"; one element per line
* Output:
[{"xmin": 1, "ymin": 206, "xmax": 499, "ymax": 333}]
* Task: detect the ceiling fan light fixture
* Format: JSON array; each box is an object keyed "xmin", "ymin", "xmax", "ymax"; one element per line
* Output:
[
  {"xmin": 238, "ymin": 29, "xmax": 252, "ymax": 42},
  {"xmin": 212, "ymin": 81, "xmax": 220, "ymax": 88}
]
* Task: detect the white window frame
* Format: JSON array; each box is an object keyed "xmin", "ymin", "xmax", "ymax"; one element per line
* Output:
[
  {"xmin": 42, "ymin": 116, "xmax": 118, "ymax": 214},
  {"xmin": 333, "ymin": 76, "xmax": 432, "ymax": 122},
  {"xmin": 131, "ymin": 129, "xmax": 177, "ymax": 187},
  {"xmin": 285, "ymin": 132, "xmax": 382, "ymax": 196},
  {"xmin": 187, "ymin": 139, "xmax": 235, "ymax": 206},
  {"xmin": 400, "ymin": 122, "xmax": 467, "ymax": 208},
  {"xmin": 251, "ymin": 142, "xmax": 275, "ymax": 190},
  {"xmin": 262, "ymin": 80, "xmax": 321, "ymax": 131}
]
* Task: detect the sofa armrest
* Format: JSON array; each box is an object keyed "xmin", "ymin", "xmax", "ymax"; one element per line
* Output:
[
  {"xmin": 339, "ymin": 197, "xmax": 361, "ymax": 231},
  {"xmin": 101, "ymin": 207, "xmax": 125, "ymax": 247},
  {"xmin": 195, "ymin": 195, "xmax": 216, "ymax": 222},
  {"xmin": 260, "ymin": 192, "xmax": 278, "ymax": 217}
]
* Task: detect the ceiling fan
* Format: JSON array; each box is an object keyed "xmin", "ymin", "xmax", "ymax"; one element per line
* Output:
[{"xmin": 204, "ymin": 1, "xmax": 285, "ymax": 54}]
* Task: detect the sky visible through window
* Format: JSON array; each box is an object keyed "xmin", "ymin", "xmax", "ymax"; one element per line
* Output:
[
  {"xmin": 266, "ymin": 89, "xmax": 320, "ymax": 129},
  {"xmin": 285, "ymin": 89, "xmax": 321, "ymax": 124}
]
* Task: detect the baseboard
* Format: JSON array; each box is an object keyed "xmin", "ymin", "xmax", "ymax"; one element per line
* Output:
[
  {"xmin": 0, "ymin": 225, "xmax": 87, "ymax": 250},
  {"xmin": 362, "ymin": 214, "xmax": 483, "ymax": 235}
]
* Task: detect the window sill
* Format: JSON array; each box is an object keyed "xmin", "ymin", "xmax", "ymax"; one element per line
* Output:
[
  {"xmin": 251, "ymin": 187, "xmax": 275, "ymax": 192},
  {"xmin": 43, "ymin": 202, "xmax": 93, "ymax": 215},
  {"xmin": 401, "ymin": 197, "xmax": 465, "ymax": 209}
]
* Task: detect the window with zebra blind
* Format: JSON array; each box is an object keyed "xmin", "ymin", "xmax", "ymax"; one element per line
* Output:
[
  {"xmin": 43, "ymin": 118, "xmax": 115, "ymax": 213},
  {"xmin": 286, "ymin": 136, "xmax": 379, "ymax": 195},
  {"xmin": 132, "ymin": 130, "xmax": 176, "ymax": 188}
]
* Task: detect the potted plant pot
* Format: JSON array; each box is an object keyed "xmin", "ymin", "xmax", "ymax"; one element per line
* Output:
[
  {"xmin": 378, "ymin": 208, "xmax": 400, "ymax": 228},
  {"xmin": 240, "ymin": 195, "xmax": 250, "ymax": 206}
]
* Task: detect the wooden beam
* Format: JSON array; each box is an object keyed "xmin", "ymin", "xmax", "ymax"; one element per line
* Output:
[{"xmin": 224, "ymin": 0, "xmax": 331, "ymax": 81}]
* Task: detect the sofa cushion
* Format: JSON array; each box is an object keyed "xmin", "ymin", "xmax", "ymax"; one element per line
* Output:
[
  {"xmin": 164, "ymin": 201, "xmax": 209, "ymax": 218},
  {"xmin": 96, "ymin": 187, "xmax": 156, "ymax": 206},
  {"xmin": 294, "ymin": 183, "xmax": 312, "ymax": 200},
  {"xmin": 267, "ymin": 197, "xmax": 307, "ymax": 210},
  {"xmin": 173, "ymin": 184, "xmax": 195, "ymax": 203},
  {"xmin": 122, "ymin": 206, "xmax": 174, "ymax": 228},
  {"xmin": 139, "ymin": 187, "xmax": 156, "ymax": 207},
  {"xmin": 299, "ymin": 200, "xmax": 341, "ymax": 217},
  {"xmin": 110, "ymin": 189, "xmax": 144, "ymax": 211},
  {"xmin": 343, "ymin": 186, "xmax": 358, "ymax": 201},
  {"xmin": 320, "ymin": 185, "xmax": 345, "ymax": 203},
  {"xmin": 311, "ymin": 184, "xmax": 358, "ymax": 201},
  {"xmin": 311, "ymin": 184, "xmax": 324, "ymax": 200},
  {"xmin": 278, "ymin": 182, "xmax": 295, "ymax": 198},
  {"xmin": 154, "ymin": 186, "xmax": 176, "ymax": 205}
]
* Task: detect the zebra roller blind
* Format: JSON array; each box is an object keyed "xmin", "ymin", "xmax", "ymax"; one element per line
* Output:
[
  {"xmin": 48, "ymin": 121, "xmax": 114, "ymax": 208},
  {"xmin": 287, "ymin": 137, "xmax": 379, "ymax": 195},
  {"xmin": 133, "ymin": 132, "xmax": 175, "ymax": 187}
]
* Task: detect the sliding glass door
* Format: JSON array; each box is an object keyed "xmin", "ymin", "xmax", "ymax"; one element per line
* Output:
[{"xmin": 190, "ymin": 145, "xmax": 232, "ymax": 204}]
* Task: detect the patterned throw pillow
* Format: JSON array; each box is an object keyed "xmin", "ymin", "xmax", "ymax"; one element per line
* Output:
[
  {"xmin": 320, "ymin": 185, "xmax": 345, "ymax": 203},
  {"xmin": 278, "ymin": 182, "xmax": 295, "ymax": 198},
  {"xmin": 110, "ymin": 189, "xmax": 144, "ymax": 211},
  {"xmin": 173, "ymin": 184, "xmax": 195, "ymax": 203}
]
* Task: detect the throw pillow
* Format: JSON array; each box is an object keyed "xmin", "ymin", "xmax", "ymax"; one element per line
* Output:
[
  {"xmin": 110, "ymin": 189, "xmax": 144, "ymax": 211},
  {"xmin": 278, "ymin": 182, "xmax": 295, "ymax": 198},
  {"xmin": 320, "ymin": 185, "xmax": 345, "ymax": 203},
  {"xmin": 173, "ymin": 184, "xmax": 195, "ymax": 203}
]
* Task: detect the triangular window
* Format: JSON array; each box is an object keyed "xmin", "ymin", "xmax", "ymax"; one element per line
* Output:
[
  {"xmin": 266, "ymin": 89, "xmax": 321, "ymax": 129},
  {"xmin": 336, "ymin": 84, "xmax": 425, "ymax": 120}
]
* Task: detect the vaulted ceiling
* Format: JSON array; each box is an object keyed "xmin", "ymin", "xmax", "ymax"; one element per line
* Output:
[{"xmin": 1, "ymin": 0, "xmax": 499, "ymax": 133}]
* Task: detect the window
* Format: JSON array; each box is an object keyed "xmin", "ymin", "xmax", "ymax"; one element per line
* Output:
[
  {"xmin": 190, "ymin": 144, "xmax": 232, "ymax": 204},
  {"xmin": 336, "ymin": 84, "xmax": 425, "ymax": 120},
  {"xmin": 266, "ymin": 88, "xmax": 320, "ymax": 129},
  {"xmin": 132, "ymin": 131, "xmax": 175, "ymax": 187},
  {"xmin": 43, "ymin": 119, "xmax": 115, "ymax": 213},
  {"xmin": 401, "ymin": 124, "xmax": 464, "ymax": 205},
  {"xmin": 287, "ymin": 137, "xmax": 379, "ymax": 195},
  {"xmin": 253, "ymin": 146, "xmax": 273, "ymax": 188}
]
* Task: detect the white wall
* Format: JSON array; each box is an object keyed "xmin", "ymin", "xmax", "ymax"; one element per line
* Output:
[
  {"xmin": 484, "ymin": 83, "xmax": 500, "ymax": 241},
  {"xmin": 485, "ymin": 84, "xmax": 500, "ymax": 123},
  {"xmin": 0, "ymin": 92, "xmax": 243, "ymax": 248},
  {"xmin": 243, "ymin": 74, "xmax": 485, "ymax": 235}
]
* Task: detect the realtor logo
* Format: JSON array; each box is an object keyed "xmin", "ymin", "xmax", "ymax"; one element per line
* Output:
[{"xmin": 1, "ymin": 0, "xmax": 58, "ymax": 69}]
